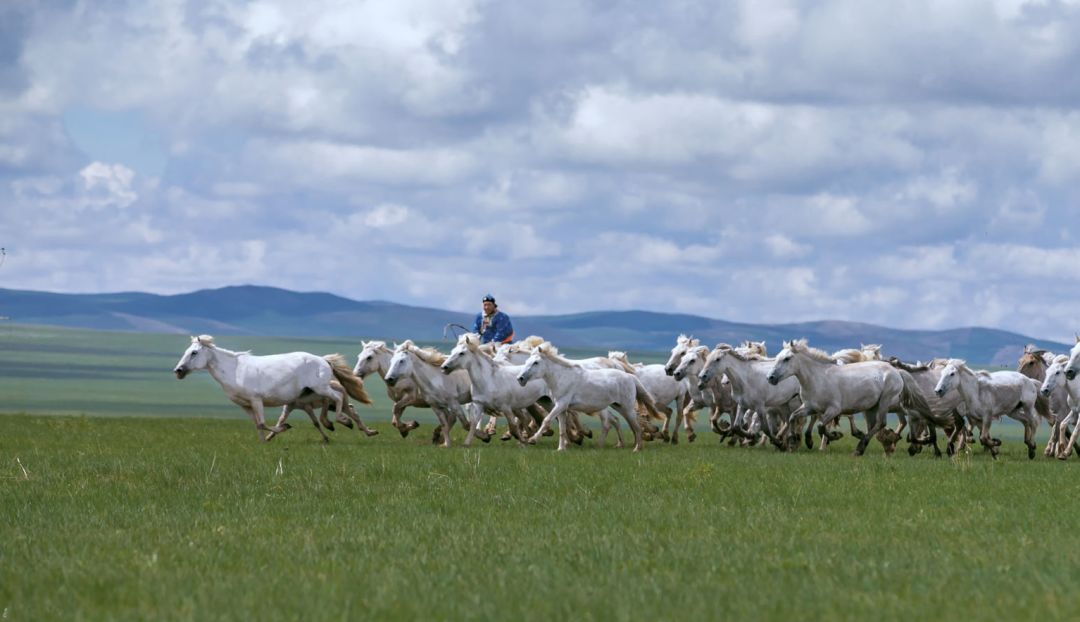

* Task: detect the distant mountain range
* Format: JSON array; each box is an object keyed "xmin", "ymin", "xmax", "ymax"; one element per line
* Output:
[{"xmin": 0, "ymin": 285, "xmax": 1068, "ymax": 365}]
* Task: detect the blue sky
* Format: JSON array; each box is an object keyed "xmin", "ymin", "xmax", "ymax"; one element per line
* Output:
[{"xmin": 1, "ymin": 1, "xmax": 1079, "ymax": 341}]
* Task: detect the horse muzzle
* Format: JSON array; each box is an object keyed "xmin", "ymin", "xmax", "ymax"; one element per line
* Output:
[
  {"xmin": 1067, "ymin": 369, "xmax": 1078, "ymax": 381},
  {"xmin": 934, "ymin": 388, "xmax": 946, "ymax": 397},
  {"xmin": 174, "ymin": 367, "xmax": 188, "ymax": 379},
  {"xmin": 664, "ymin": 366, "xmax": 676, "ymax": 376},
  {"xmin": 766, "ymin": 374, "xmax": 779, "ymax": 386},
  {"xmin": 440, "ymin": 365, "xmax": 452, "ymax": 375},
  {"xmin": 696, "ymin": 380, "xmax": 706, "ymax": 391},
  {"xmin": 385, "ymin": 376, "xmax": 398, "ymax": 387},
  {"xmin": 516, "ymin": 376, "xmax": 528, "ymax": 387},
  {"xmin": 1041, "ymin": 387, "xmax": 1052, "ymax": 398}
]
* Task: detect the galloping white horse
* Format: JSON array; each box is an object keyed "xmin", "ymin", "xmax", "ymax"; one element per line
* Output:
[
  {"xmin": 440, "ymin": 333, "xmax": 547, "ymax": 445},
  {"xmin": 1041, "ymin": 354, "xmax": 1080, "ymax": 459},
  {"xmin": 517, "ymin": 343, "xmax": 660, "ymax": 451},
  {"xmin": 933, "ymin": 359, "xmax": 1043, "ymax": 460},
  {"xmin": 173, "ymin": 335, "xmax": 371, "ymax": 442},
  {"xmin": 384, "ymin": 341, "xmax": 478, "ymax": 448},
  {"xmin": 353, "ymin": 340, "xmax": 424, "ymax": 437},
  {"xmin": 697, "ymin": 344, "xmax": 802, "ymax": 449},
  {"xmin": 766, "ymin": 339, "xmax": 927, "ymax": 456}
]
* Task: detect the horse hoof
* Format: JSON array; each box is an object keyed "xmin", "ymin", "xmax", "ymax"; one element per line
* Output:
[
  {"xmin": 341, "ymin": 420, "xmax": 354, "ymax": 429},
  {"xmin": 366, "ymin": 430, "xmax": 379, "ymax": 437},
  {"xmin": 670, "ymin": 437, "xmax": 678, "ymax": 446},
  {"xmin": 908, "ymin": 445, "xmax": 918, "ymax": 457},
  {"xmin": 481, "ymin": 435, "xmax": 492, "ymax": 444},
  {"xmin": 687, "ymin": 433, "xmax": 696, "ymax": 443},
  {"xmin": 542, "ymin": 429, "xmax": 554, "ymax": 437},
  {"xmin": 324, "ymin": 423, "xmax": 335, "ymax": 432}
]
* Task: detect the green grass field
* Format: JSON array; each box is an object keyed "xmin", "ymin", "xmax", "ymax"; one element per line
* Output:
[{"xmin": 3, "ymin": 325, "xmax": 1079, "ymax": 621}]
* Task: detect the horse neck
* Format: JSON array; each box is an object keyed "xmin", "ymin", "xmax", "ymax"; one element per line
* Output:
[
  {"xmin": 403, "ymin": 354, "xmax": 444, "ymax": 394},
  {"xmin": 373, "ymin": 350, "xmax": 395, "ymax": 378},
  {"xmin": 462, "ymin": 350, "xmax": 496, "ymax": 387},
  {"xmin": 955, "ymin": 368, "xmax": 982, "ymax": 406},
  {"xmin": 716, "ymin": 356, "xmax": 749, "ymax": 391},
  {"xmin": 538, "ymin": 358, "xmax": 578, "ymax": 392},
  {"xmin": 205, "ymin": 348, "xmax": 242, "ymax": 391},
  {"xmin": 789, "ymin": 352, "xmax": 833, "ymax": 392}
]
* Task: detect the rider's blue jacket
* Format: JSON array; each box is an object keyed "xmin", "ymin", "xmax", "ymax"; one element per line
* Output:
[{"xmin": 472, "ymin": 311, "xmax": 514, "ymax": 344}]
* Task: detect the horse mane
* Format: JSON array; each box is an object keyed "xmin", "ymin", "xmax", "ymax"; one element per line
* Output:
[
  {"xmin": 515, "ymin": 335, "xmax": 545, "ymax": 349},
  {"xmin": 536, "ymin": 342, "xmax": 578, "ymax": 367},
  {"xmin": 947, "ymin": 358, "xmax": 991, "ymax": 378},
  {"xmin": 861, "ymin": 344, "xmax": 883, "ymax": 359},
  {"xmin": 740, "ymin": 340, "xmax": 767, "ymax": 357},
  {"xmin": 362, "ymin": 340, "xmax": 389, "ymax": 352},
  {"xmin": 1052, "ymin": 354, "xmax": 1070, "ymax": 366},
  {"xmin": 195, "ymin": 335, "xmax": 215, "ymax": 347},
  {"xmin": 459, "ymin": 333, "xmax": 483, "ymax": 352},
  {"xmin": 718, "ymin": 343, "xmax": 764, "ymax": 362},
  {"xmin": 398, "ymin": 340, "xmax": 447, "ymax": 366},
  {"xmin": 831, "ymin": 348, "xmax": 865, "ymax": 364},
  {"xmin": 887, "ymin": 357, "xmax": 932, "ymax": 373},
  {"xmin": 677, "ymin": 334, "xmax": 700, "ymax": 348},
  {"xmin": 786, "ymin": 339, "xmax": 837, "ymax": 364},
  {"xmin": 606, "ymin": 351, "xmax": 637, "ymax": 374}
]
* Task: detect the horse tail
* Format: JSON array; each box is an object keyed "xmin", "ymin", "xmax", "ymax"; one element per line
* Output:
[
  {"xmin": 324, "ymin": 354, "xmax": 373, "ymax": 405},
  {"xmin": 632, "ymin": 376, "xmax": 665, "ymax": 422},
  {"xmin": 897, "ymin": 369, "xmax": 932, "ymax": 419}
]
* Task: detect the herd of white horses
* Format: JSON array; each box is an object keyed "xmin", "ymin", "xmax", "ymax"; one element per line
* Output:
[{"xmin": 172, "ymin": 332, "xmax": 1080, "ymax": 459}]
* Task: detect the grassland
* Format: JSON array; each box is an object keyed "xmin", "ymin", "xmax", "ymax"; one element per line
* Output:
[{"xmin": 2, "ymin": 325, "xmax": 1078, "ymax": 621}]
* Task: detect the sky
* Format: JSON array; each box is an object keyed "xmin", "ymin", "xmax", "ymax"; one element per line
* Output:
[{"xmin": 1, "ymin": 0, "xmax": 1079, "ymax": 341}]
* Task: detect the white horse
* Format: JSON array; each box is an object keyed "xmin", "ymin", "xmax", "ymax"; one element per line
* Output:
[
  {"xmin": 766, "ymin": 339, "xmax": 927, "ymax": 456},
  {"xmin": 173, "ymin": 335, "xmax": 371, "ymax": 442},
  {"xmin": 384, "ymin": 341, "xmax": 480, "ymax": 448},
  {"xmin": 517, "ymin": 343, "xmax": 661, "ymax": 451},
  {"xmin": 672, "ymin": 346, "xmax": 743, "ymax": 443},
  {"xmin": 933, "ymin": 359, "xmax": 1043, "ymax": 460},
  {"xmin": 440, "ymin": 333, "xmax": 548, "ymax": 446},
  {"xmin": 608, "ymin": 351, "xmax": 693, "ymax": 444},
  {"xmin": 1041, "ymin": 354, "xmax": 1080, "ymax": 459},
  {"xmin": 353, "ymin": 340, "xmax": 424, "ymax": 437},
  {"xmin": 697, "ymin": 344, "xmax": 802, "ymax": 449}
]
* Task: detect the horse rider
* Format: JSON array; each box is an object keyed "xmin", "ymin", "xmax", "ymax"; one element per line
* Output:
[{"xmin": 472, "ymin": 294, "xmax": 514, "ymax": 344}]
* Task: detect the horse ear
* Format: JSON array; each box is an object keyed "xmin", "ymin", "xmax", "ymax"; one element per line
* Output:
[{"xmin": 1075, "ymin": 333, "xmax": 1079, "ymax": 344}]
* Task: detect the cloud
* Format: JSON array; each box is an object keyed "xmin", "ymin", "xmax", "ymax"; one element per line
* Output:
[{"xmin": 3, "ymin": 1, "xmax": 1080, "ymax": 345}]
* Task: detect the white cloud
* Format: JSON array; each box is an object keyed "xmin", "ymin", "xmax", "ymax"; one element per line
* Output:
[{"xmin": 4, "ymin": 1, "xmax": 1080, "ymax": 344}]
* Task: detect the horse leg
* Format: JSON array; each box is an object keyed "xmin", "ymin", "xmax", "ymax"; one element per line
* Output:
[
  {"xmin": 343, "ymin": 401, "xmax": 379, "ymax": 437},
  {"xmin": 614, "ymin": 402, "xmax": 643, "ymax": 452},
  {"xmin": 302, "ymin": 405, "xmax": 331, "ymax": 444},
  {"xmin": 437, "ymin": 407, "xmax": 455, "ymax": 448},
  {"xmin": 267, "ymin": 404, "xmax": 295, "ymax": 439},
  {"xmin": 979, "ymin": 413, "xmax": 998, "ymax": 460},
  {"xmin": 529, "ymin": 401, "xmax": 567, "ymax": 444},
  {"xmin": 857, "ymin": 404, "xmax": 888, "ymax": 456},
  {"xmin": 501, "ymin": 408, "xmax": 527, "ymax": 447},
  {"xmin": 249, "ymin": 399, "xmax": 273, "ymax": 441},
  {"xmin": 318, "ymin": 403, "xmax": 335, "ymax": 432},
  {"xmin": 847, "ymin": 414, "xmax": 865, "ymax": 440},
  {"xmin": 393, "ymin": 397, "xmax": 421, "ymax": 437}
]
